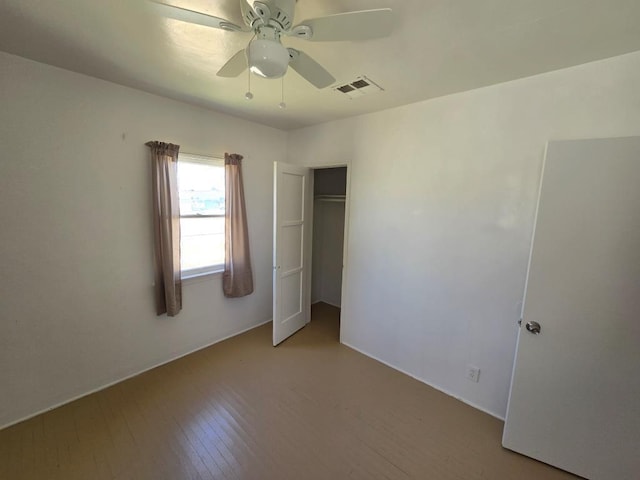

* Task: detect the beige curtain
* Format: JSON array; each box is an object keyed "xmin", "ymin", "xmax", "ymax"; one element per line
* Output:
[
  {"xmin": 223, "ymin": 153, "xmax": 254, "ymax": 297},
  {"xmin": 146, "ymin": 141, "xmax": 182, "ymax": 316}
]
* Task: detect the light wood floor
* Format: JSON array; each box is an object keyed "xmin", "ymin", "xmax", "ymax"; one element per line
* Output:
[{"xmin": 0, "ymin": 303, "xmax": 578, "ymax": 480}]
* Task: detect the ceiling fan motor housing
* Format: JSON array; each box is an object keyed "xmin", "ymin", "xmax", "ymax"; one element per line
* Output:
[{"xmin": 240, "ymin": 0, "xmax": 296, "ymax": 31}]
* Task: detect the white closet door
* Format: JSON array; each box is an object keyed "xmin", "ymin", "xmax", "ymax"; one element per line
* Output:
[{"xmin": 273, "ymin": 162, "xmax": 311, "ymax": 346}]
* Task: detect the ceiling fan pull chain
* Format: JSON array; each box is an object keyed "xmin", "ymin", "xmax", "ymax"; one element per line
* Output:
[
  {"xmin": 245, "ymin": 31, "xmax": 257, "ymax": 100},
  {"xmin": 245, "ymin": 68, "xmax": 253, "ymax": 100}
]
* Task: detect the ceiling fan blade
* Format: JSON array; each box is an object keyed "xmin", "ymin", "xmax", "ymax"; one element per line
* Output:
[
  {"xmin": 217, "ymin": 49, "xmax": 248, "ymax": 77},
  {"xmin": 149, "ymin": 1, "xmax": 246, "ymax": 32},
  {"xmin": 291, "ymin": 9, "xmax": 393, "ymax": 42},
  {"xmin": 288, "ymin": 50, "xmax": 335, "ymax": 89}
]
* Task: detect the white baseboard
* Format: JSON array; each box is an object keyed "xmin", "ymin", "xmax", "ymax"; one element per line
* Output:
[
  {"xmin": 3, "ymin": 319, "xmax": 504, "ymax": 431},
  {"xmin": 341, "ymin": 340, "xmax": 505, "ymax": 421},
  {"xmin": 1, "ymin": 318, "xmax": 273, "ymax": 431}
]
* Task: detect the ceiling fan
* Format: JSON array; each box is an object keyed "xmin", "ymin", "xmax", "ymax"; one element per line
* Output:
[{"xmin": 151, "ymin": 0, "xmax": 393, "ymax": 89}]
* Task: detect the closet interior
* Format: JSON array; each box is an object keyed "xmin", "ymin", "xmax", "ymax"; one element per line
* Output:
[{"xmin": 311, "ymin": 167, "xmax": 347, "ymax": 310}]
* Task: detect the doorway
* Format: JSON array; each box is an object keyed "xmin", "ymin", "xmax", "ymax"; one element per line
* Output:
[{"xmin": 310, "ymin": 166, "xmax": 347, "ymax": 340}]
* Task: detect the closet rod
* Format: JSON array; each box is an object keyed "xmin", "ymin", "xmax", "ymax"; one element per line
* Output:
[{"xmin": 315, "ymin": 194, "xmax": 346, "ymax": 203}]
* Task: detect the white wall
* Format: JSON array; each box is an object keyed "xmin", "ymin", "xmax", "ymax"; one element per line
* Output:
[
  {"xmin": 0, "ymin": 52, "xmax": 286, "ymax": 428},
  {"xmin": 287, "ymin": 51, "xmax": 640, "ymax": 418}
]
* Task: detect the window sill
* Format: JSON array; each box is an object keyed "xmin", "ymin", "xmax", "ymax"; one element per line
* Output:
[{"xmin": 181, "ymin": 268, "xmax": 224, "ymax": 285}]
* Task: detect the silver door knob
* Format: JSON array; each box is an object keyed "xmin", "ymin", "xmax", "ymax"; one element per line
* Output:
[{"xmin": 525, "ymin": 321, "xmax": 541, "ymax": 335}]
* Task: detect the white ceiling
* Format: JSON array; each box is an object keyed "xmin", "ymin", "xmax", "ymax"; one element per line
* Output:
[{"xmin": 1, "ymin": 0, "xmax": 640, "ymax": 130}]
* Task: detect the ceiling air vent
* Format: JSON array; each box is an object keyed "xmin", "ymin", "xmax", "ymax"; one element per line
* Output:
[{"xmin": 333, "ymin": 76, "xmax": 383, "ymax": 99}]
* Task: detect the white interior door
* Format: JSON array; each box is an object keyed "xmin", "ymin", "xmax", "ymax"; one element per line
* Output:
[
  {"xmin": 273, "ymin": 162, "xmax": 311, "ymax": 346},
  {"xmin": 503, "ymin": 137, "xmax": 640, "ymax": 480}
]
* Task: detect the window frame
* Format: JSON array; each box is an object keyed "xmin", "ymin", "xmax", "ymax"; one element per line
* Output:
[{"xmin": 177, "ymin": 153, "xmax": 225, "ymax": 280}]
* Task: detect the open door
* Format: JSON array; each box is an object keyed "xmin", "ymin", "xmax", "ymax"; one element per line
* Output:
[
  {"xmin": 503, "ymin": 137, "xmax": 640, "ymax": 479},
  {"xmin": 273, "ymin": 162, "xmax": 312, "ymax": 346}
]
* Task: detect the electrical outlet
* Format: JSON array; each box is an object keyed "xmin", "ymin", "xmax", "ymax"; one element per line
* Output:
[{"xmin": 466, "ymin": 365, "xmax": 480, "ymax": 383}]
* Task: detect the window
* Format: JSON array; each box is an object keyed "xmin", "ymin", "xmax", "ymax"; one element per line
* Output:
[{"xmin": 177, "ymin": 153, "xmax": 225, "ymax": 278}]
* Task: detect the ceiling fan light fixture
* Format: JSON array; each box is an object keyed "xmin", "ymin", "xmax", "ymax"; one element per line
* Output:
[{"xmin": 248, "ymin": 38, "xmax": 290, "ymax": 79}]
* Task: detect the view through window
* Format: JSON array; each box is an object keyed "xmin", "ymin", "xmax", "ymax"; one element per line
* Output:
[{"xmin": 177, "ymin": 154, "xmax": 225, "ymax": 277}]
